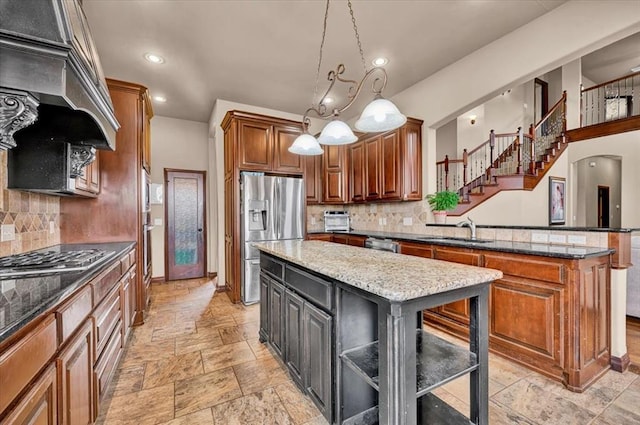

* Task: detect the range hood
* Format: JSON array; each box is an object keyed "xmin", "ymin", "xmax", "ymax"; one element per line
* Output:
[{"xmin": 0, "ymin": 0, "xmax": 119, "ymax": 151}]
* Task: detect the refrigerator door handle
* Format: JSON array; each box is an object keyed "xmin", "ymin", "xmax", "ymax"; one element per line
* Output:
[{"xmin": 274, "ymin": 178, "xmax": 281, "ymax": 239}]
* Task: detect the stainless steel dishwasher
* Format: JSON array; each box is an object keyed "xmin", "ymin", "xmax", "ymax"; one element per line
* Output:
[{"xmin": 364, "ymin": 237, "xmax": 399, "ymax": 253}]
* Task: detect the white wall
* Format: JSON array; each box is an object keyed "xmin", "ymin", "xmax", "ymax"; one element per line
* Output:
[
  {"xmin": 150, "ymin": 116, "xmax": 209, "ymax": 278},
  {"xmin": 568, "ymin": 131, "xmax": 640, "ymax": 228},
  {"xmin": 435, "ymin": 119, "xmax": 456, "ymax": 161},
  {"xmin": 574, "ymin": 156, "xmax": 622, "ymax": 228}
]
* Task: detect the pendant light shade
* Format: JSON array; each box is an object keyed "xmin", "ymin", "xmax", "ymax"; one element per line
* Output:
[
  {"xmin": 355, "ymin": 97, "xmax": 407, "ymax": 132},
  {"xmin": 288, "ymin": 133, "xmax": 324, "ymax": 155},
  {"xmin": 317, "ymin": 119, "xmax": 358, "ymax": 145}
]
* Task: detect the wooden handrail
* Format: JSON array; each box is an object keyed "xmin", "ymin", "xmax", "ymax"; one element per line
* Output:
[{"xmin": 581, "ymin": 71, "xmax": 640, "ymax": 93}]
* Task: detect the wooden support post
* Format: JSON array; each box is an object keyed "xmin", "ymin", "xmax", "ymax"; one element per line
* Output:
[
  {"xmin": 516, "ymin": 127, "xmax": 523, "ymax": 174},
  {"xmin": 444, "ymin": 155, "xmax": 449, "ymax": 191}
]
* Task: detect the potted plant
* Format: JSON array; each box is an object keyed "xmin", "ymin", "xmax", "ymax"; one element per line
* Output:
[{"xmin": 426, "ymin": 190, "xmax": 460, "ymax": 224}]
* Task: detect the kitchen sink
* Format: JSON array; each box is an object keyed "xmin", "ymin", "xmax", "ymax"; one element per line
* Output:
[{"xmin": 415, "ymin": 236, "xmax": 494, "ymax": 243}]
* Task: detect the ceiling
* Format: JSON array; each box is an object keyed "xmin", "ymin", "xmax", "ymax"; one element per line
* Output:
[{"xmin": 83, "ymin": 0, "xmax": 635, "ymax": 124}]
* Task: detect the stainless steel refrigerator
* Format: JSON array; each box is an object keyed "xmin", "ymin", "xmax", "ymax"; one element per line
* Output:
[{"xmin": 241, "ymin": 172, "xmax": 304, "ymax": 304}]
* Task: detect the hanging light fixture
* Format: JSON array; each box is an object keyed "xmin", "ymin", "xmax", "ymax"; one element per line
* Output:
[{"xmin": 289, "ymin": 0, "xmax": 406, "ymax": 156}]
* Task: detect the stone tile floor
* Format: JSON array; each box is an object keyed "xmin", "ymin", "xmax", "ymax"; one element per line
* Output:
[{"xmin": 97, "ymin": 278, "xmax": 640, "ymax": 424}]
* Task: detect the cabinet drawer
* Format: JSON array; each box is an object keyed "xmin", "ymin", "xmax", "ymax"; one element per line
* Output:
[
  {"xmin": 285, "ymin": 265, "xmax": 333, "ymax": 311},
  {"xmin": 57, "ymin": 285, "xmax": 93, "ymax": 342},
  {"xmin": 0, "ymin": 314, "xmax": 57, "ymax": 413},
  {"xmin": 484, "ymin": 254, "xmax": 565, "ymax": 284},
  {"xmin": 260, "ymin": 255, "xmax": 284, "ymax": 281},
  {"xmin": 93, "ymin": 283, "xmax": 121, "ymax": 359},
  {"xmin": 1, "ymin": 364, "xmax": 57, "ymax": 425},
  {"xmin": 90, "ymin": 260, "xmax": 122, "ymax": 303},
  {"xmin": 94, "ymin": 323, "xmax": 122, "ymax": 404},
  {"xmin": 120, "ymin": 249, "xmax": 134, "ymax": 273}
]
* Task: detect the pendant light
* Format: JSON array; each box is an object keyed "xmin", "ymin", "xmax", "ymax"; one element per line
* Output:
[{"xmin": 289, "ymin": 0, "xmax": 406, "ymax": 155}]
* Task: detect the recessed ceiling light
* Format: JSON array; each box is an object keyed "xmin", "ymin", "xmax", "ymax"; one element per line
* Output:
[
  {"xmin": 153, "ymin": 95, "xmax": 167, "ymax": 103},
  {"xmin": 631, "ymin": 65, "xmax": 640, "ymax": 73},
  {"xmin": 372, "ymin": 57, "xmax": 388, "ymax": 67},
  {"xmin": 144, "ymin": 53, "xmax": 165, "ymax": 64}
]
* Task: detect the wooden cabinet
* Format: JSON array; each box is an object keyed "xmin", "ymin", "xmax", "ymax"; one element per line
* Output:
[
  {"xmin": 1, "ymin": 365, "xmax": 57, "ymax": 425},
  {"xmin": 61, "ymin": 79, "xmax": 153, "ymax": 325},
  {"xmin": 331, "ymin": 233, "xmax": 366, "ymax": 247},
  {"xmin": 285, "ymin": 290, "xmax": 305, "ymax": 388},
  {"xmin": 221, "ymin": 111, "xmax": 304, "ymax": 302},
  {"xmin": 303, "ymin": 302, "xmax": 332, "ymax": 419},
  {"xmin": 141, "ymin": 91, "xmax": 152, "ymax": 173},
  {"xmin": 304, "ymin": 154, "xmax": 322, "ymax": 205},
  {"xmin": 121, "ymin": 270, "xmax": 136, "ymax": 342},
  {"xmin": 400, "ymin": 241, "xmax": 611, "ymax": 392},
  {"xmin": 306, "ymin": 233, "xmax": 333, "ymax": 242},
  {"xmin": 348, "ymin": 118, "xmax": 423, "ymax": 203},
  {"xmin": 348, "ymin": 141, "xmax": 366, "ymax": 203},
  {"xmin": 269, "ymin": 279, "xmax": 286, "ymax": 359},
  {"xmin": 57, "ymin": 319, "xmax": 94, "ymax": 425},
  {"xmin": 323, "ymin": 145, "xmax": 348, "ymax": 204},
  {"xmin": 75, "ymin": 151, "xmax": 100, "ymax": 195}
]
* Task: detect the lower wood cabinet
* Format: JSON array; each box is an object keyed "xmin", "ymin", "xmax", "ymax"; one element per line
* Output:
[
  {"xmin": 57, "ymin": 319, "xmax": 94, "ymax": 425},
  {"xmin": 0, "ymin": 364, "xmax": 57, "ymax": 425}
]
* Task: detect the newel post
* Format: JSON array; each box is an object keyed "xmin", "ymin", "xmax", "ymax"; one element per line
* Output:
[
  {"xmin": 444, "ymin": 155, "xmax": 449, "ymax": 191},
  {"xmin": 528, "ymin": 123, "xmax": 535, "ymax": 174},
  {"xmin": 488, "ymin": 130, "xmax": 495, "ymax": 181},
  {"xmin": 516, "ymin": 127, "xmax": 523, "ymax": 174},
  {"xmin": 462, "ymin": 149, "xmax": 468, "ymax": 186}
]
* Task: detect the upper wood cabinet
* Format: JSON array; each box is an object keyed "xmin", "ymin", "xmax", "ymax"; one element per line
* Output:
[
  {"xmin": 75, "ymin": 151, "xmax": 100, "ymax": 196},
  {"xmin": 141, "ymin": 91, "xmax": 153, "ymax": 173},
  {"xmin": 223, "ymin": 110, "xmax": 304, "ymax": 175},
  {"xmin": 304, "ymin": 155, "xmax": 322, "ymax": 205},
  {"xmin": 323, "ymin": 145, "xmax": 348, "ymax": 204},
  {"xmin": 311, "ymin": 117, "xmax": 423, "ymax": 205}
]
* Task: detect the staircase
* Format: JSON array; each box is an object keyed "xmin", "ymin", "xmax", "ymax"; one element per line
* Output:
[{"xmin": 436, "ymin": 92, "xmax": 567, "ymax": 216}]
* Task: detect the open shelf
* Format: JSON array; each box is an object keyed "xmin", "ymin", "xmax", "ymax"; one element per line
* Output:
[
  {"xmin": 341, "ymin": 393, "xmax": 471, "ymax": 425},
  {"xmin": 340, "ymin": 329, "xmax": 478, "ymax": 397}
]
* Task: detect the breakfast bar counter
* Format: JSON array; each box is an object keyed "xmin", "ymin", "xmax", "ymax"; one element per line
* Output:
[{"xmin": 254, "ymin": 240, "xmax": 502, "ymax": 425}]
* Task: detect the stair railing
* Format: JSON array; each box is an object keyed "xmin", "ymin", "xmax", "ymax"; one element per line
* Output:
[
  {"xmin": 524, "ymin": 91, "xmax": 567, "ymax": 173},
  {"xmin": 581, "ymin": 71, "xmax": 639, "ymax": 127}
]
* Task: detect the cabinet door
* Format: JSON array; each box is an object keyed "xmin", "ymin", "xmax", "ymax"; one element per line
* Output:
[
  {"xmin": 142, "ymin": 96, "xmax": 152, "ymax": 173},
  {"xmin": 74, "ymin": 152, "xmax": 100, "ymax": 196},
  {"xmin": 401, "ymin": 120, "xmax": 422, "ymax": 200},
  {"xmin": 57, "ymin": 319, "xmax": 94, "ymax": 425},
  {"xmin": 304, "ymin": 302, "xmax": 332, "ymax": 421},
  {"xmin": 364, "ymin": 137, "xmax": 381, "ymax": 201},
  {"xmin": 273, "ymin": 126, "xmax": 303, "ymax": 173},
  {"xmin": 238, "ymin": 120, "xmax": 272, "ymax": 171},
  {"xmin": 259, "ymin": 273, "xmax": 270, "ymax": 342},
  {"xmin": 304, "ymin": 154, "xmax": 322, "ymax": 205},
  {"xmin": 348, "ymin": 141, "xmax": 365, "ymax": 203},
  {"xmin": 380, "ymin": 131, "xmax": 402, "ymax": 200},
  {"xmin": 121, "ymin": 271, "xmax": 135, "ymax": 342},
  {"xmin": 433, "ymin": 248, "xmax": 482, "ymax": 325},
  {"xmin": 323, "ymin": 145, "xmax": 347, "ymax": 204},
  {"xmin": 332, "ymin": 234, "xmax": 348, "ymax": 245},
  {"xmin": 269, "ymin": 280, "xmax": 286, "ymax": 359},
  {"xmin": 285, "ymin": 290, "xmax": 305, "ymax": 388},
  {"xmin": 346, "ymin": 235, "xmax": 367, "ymax": 247},
  {"xmin": 1, "ymin": 365, "xmax": 57, "ymax": 425}
]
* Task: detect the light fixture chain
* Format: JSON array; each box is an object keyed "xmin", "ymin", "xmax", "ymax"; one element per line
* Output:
[
  {"xmin": 312, "ymin": 0, "xmax": 331, "ymax": 107},
  {"xmin": 347, "ymin": 0, "xmax": 367, "ymax": 73}
]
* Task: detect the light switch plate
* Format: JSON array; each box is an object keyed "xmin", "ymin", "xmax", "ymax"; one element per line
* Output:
[
  {"xmin": 567, "ymin": 235, "xmax": 587, "ymax": 245},
  {"xmin": 1, "ymin": 224, "xmax": 15, "ymax": 242},
  {"xmin": 531, "ymin": 233, "xmax": 548, "ymax": 243},
  {"xmin": 403, "ymin": 217, "xmax": 413, "ymax": 226},
  {"xmin": 49, "ymin": 221, "xmax": 55, "ymax": 234},
  {"xmin": 549, "ymin": 234, "xmax": 566, "ymax": 244}
]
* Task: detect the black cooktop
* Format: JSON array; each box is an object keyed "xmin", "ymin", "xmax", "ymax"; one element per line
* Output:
[{"xmin": 0, "ymin": 249, "xmax": 115, "ymax": 277}]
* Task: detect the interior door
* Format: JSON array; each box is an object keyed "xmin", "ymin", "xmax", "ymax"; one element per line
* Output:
[
  {"xmin": 598, "ymin": 186, "xmax": 610, "ymax": 228},
  {"xmin": 166, "ymin": 169, "xmax": 206, "ymax": 280}
]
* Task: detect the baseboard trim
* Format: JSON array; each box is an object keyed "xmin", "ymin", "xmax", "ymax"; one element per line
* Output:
[
  {"xmin": 151, "ymin": 277, "xmax": 166, "ymax": 284},
  {"xmin": 611, "ymin": 353, "xmax": 630, "ymax": 373},
  {"xmin": 208, "ymin": 272, "xmax": 218, "ymax": 279}
]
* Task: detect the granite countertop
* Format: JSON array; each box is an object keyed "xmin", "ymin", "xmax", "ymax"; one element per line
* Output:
[
  {"xmin": 254, "ymin": 240, "xmax": 502, "ymax": 302},
  {"xmin": 0, "ymin": 241, "xmax": 135, "ymax": 343},
  {"xmin": 309, "ymin": 230, "xmax": 614, "ymax": 259}
]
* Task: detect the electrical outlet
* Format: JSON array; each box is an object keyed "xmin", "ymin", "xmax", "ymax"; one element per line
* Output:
[
  {"xmin": 531, "ymin": 233, "xmax": 548, "ymax": 243},
  {"xmin": 378, "ymin": 218, "xmax": 383, "ymax": 225},
  {"xmin": 403, "ymin": 217, "xmax": 413, "ymax": 226},
  {"xmin": 549, "ymin": 234, "xmax": 566, "ymax": 244},
  {"xmin": 49, "ymin": 221, "xmax": 55, "ymax": 234},
  {"xmin": 1, "ymin": 224, "xmax": 15, "ymax": 242},
  {"xmin": 567, "ymin": 235, "xmax": 587, "ymax": 245},
  {"xmin": 154, "ymin": 218, "xmax": 163, "ymax": 226},
  {"xmin": 310, "ymin": 217, "xmax": 316, "ymax": 225},
  {"xmin": 382, "ymin": 217, "xmax": 387, "ymax": 225}
]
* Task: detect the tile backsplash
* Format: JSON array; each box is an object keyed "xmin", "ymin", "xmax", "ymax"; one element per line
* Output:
[
  {"xmin": 0, "ymin": 151, "xmax": 60, "ymax": 255},
  {"xmin": 307, "ymin": 202, "xmax": 609, "ymax": 248}
]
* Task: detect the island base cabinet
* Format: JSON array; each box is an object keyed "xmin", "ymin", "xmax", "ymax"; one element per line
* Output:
[
  {"xmin": 259, "ymin": 273, "xmax": 269, "ymax": 342},
  {"xmin": 269, "ymin": 280, "xmax": 286, "ymax": 359},
  {"xmin": 57, "ymin": 319, "xmax": 94, "ymax": 425},
  {"xmin": 0, "ymin": 365, "xmax": 57, "ymax": 425},
  {"xmin": 285, "ymin": 291, "xmax": 305, "ymax": 388},
  {"xmin": 303, "ymin": 303, "xmax": 332, "ymax": 420}
]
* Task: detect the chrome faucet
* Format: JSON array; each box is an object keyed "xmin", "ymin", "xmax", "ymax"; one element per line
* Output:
[{"xmin": 456, "ymin": 217, "xmax": 477, "ymax": 240}]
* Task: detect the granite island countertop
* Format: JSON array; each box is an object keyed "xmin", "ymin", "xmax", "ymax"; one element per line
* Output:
[
  {"xmin": 254, "ymin": 240, "xmax": 502, "ymax": 302},
  {"xmin": 309, "ymin": 230, "xmax": 615, "ymax": 259},
  {"xmin": 0, "ymin": 241, "xmax": 135, "ymax": 343}
]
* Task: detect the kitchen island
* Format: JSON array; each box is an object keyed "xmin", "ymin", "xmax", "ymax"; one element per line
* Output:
[{"xmin": 255, "ymin": 240, "xmax": 502, "ymax": 425}]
